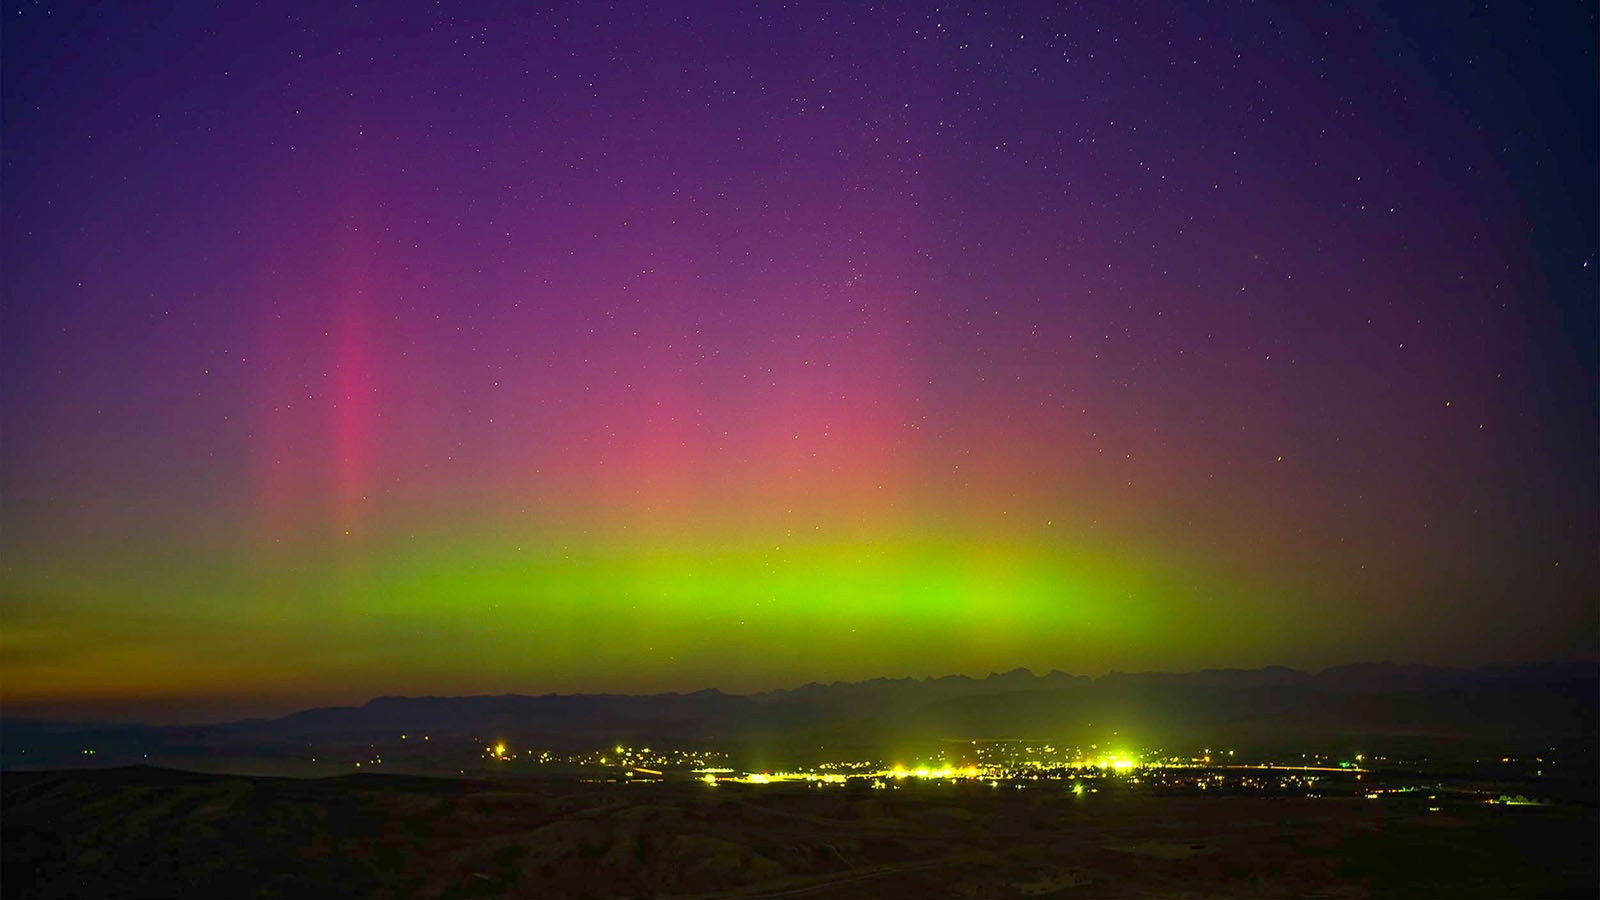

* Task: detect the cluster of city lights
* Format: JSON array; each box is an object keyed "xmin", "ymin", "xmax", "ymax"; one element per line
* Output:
[{"xmin": 692, "ymin": 754, "xmax": 1151, "ymax": 786}]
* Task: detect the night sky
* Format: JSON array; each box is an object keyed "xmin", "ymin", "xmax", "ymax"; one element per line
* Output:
[{"xmin": 3, "ymin": 1, "xmax": 1596, "ymax": 722}]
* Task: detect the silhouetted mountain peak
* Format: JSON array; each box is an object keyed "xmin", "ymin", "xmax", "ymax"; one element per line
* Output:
[{"xmin": 8, "ymin": 662, "xmax": 1593, "ymax": 761}]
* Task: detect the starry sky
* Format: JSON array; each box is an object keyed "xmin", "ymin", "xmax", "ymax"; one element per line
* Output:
[{"xmin": 3, "ymin": 0, "xmax": 1596, "ymax": 722}]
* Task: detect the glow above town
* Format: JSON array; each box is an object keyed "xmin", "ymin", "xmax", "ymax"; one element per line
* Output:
[{"xmin": 2, "ymin": 0, "xmax": 1594, "ymax": 720}]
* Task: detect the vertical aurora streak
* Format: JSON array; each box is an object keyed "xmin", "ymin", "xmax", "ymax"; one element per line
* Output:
[{"xmin": 1, "ymin": 0, "xmax": 1594, "ymax": 721}]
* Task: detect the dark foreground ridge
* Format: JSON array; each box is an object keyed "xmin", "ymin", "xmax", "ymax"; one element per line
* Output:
[{"xmin": 5, "ymin": 764, "xmax": 1597, "ymax": 899}]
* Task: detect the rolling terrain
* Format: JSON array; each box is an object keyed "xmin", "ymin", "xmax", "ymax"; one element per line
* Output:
[{"xmin": 5, "ymin": 765, "xmax": 1596, "ymax": 898}]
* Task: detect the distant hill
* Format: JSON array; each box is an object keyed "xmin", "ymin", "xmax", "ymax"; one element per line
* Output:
[{"xmin": 4, "ymin": 662, "xmax": 1595, "ymax": 767}]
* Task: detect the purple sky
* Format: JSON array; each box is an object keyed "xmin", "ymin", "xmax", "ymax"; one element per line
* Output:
[{"xmin": 2, "ymin": 0, "xmax": 1595, "ymax": 720}]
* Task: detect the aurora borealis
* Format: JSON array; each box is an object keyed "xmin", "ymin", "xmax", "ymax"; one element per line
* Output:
[{"xmin": 3, "ymin": 1, "xmax": 1595, "ymax": 722}]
